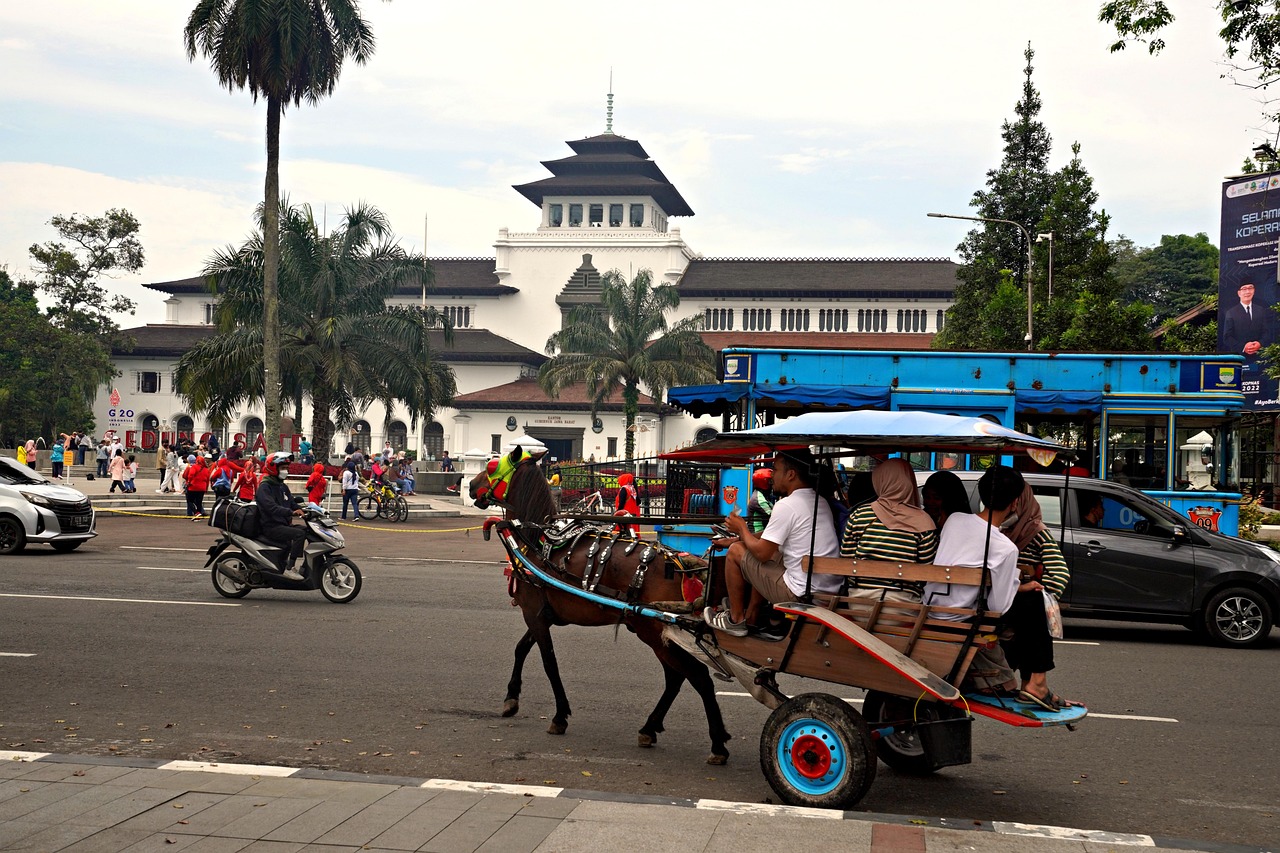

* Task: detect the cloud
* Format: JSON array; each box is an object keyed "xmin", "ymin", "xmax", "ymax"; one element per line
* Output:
[{"xmin": 771, "ymin": 148, "xmax": 857, "ymax": 175}]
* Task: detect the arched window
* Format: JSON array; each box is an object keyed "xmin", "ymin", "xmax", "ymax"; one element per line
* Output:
[
  {"xmin": 423, "ymin": 422, "xmax": 444, "ymax": 460},
  {"xmin": 141, "ymin": 414, "xmax": 159, "ymax": 432},
  {"xmin": 387, "ymin": 421, "xmax": 408, "ymax": 451},
  {"xmin": 937, "ymin": 309, "xmax": 946, "ymax": 330},
  {"xmin": 176, "ymin": 415, "xmax": 195, "ymax": 437},
  {"xmin": 243, "ymin": 417, "xmax": 263, "ymax": 449},
  {"xmin": 694, "ymin": 427, "xmax": 719, "ymax": 443},
  {"xmin": 351, "ymin": 419, "xmax": 372, "ymax": 453}
]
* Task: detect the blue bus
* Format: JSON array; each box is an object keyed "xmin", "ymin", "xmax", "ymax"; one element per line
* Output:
[{"xmin": 668, "ymin": 348, "xmax": 1246, "ymax": 536}]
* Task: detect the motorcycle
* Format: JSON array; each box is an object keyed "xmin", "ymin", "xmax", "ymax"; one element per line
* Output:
[{"xmin": 204, "ymin": 500, "xmax": 362, "ymax": 603}]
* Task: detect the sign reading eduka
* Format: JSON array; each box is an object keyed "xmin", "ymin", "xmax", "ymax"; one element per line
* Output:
[{"xmin": 1220, "ymin": 170, "xmax": 1280, "ymax": 410}]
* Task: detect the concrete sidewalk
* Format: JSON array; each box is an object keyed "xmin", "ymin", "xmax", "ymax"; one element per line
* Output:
[{"xmin": 0, "ymin": 752, "xmax": 1251, "ymax": 853}]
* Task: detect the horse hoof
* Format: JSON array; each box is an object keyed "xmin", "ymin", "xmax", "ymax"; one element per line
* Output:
[
  {"xmin": 706, "ymin": 753, "xmax": 728, "ymax": 766},
  {"xmin": 547, "ymin": 722, "xmax": 567, "ymax": 735},
  {"xmin": 638, "ymin": 732, "xmax": 656, "ymax": 748},
  {"xmin": 501, "ymin": 700, "xmax": 519, "ymax": 718}
]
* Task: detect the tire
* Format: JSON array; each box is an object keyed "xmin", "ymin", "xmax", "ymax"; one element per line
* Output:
[
  {"xmin": 862, "ymin": 690, "xmax": 965, "ymax": 775},
  {"xmin": 394, "ymin": 497, "xmax": 409, "ymax": 522},
  {"xmin": 760, "ymin": 693, "xmax": 876, "ymax": 809},
  {"xmin": 1201, "ymin": 586, "xmax": 1273, "ymax": 647},
  {"xmin": 360, "ymin": 495, "xmax": 380, "ymax": 519},
  {"xmin": 50, "ymin": 540, "xmax": 83, "ymax": 553},
  {"xmin": 376, "ymin": 494, "xmax": 395, "ymax": 519},
  {"xmin": 0, "ymin": 517, "xmax": 27, "ymax": 555},
  {"xmin": 212, "ymin": 555, "xmax": 252, "ymax": 599},
  {"xmin": 320, "ymin": 556, "xmax": 362, "ymax": 603}
]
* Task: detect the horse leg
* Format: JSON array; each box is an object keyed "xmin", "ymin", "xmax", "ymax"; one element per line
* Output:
[
  {"xmin": 527, "ymin": 617, "xmax": 572, "ymax": 735},
  {"xmin": 502, "ymin": 628, "xmax": 537, "ymax": 718},
  {"xmin": 637, "ymin": 662, "xmax": 684, "ymax": 749}
]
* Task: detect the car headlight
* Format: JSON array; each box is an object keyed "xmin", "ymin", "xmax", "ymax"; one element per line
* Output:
[
  {"xmin": 19, "ymin": 492, "xmax": 50, "ymax": 507},
  {"xmin": 1254, "ymin": 543, "xmax": 1280, "ymax": 564}
]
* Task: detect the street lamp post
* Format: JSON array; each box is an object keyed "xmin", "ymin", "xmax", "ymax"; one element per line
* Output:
[
  {"xmin": 1037, "ymin": 232, "xmax": 1054, "ymax": 302},
  {"xmin": 927, "ymin": 212, "xmax": 1034, "ymax": 349}
]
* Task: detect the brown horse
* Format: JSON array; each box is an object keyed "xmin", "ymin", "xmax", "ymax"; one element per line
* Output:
[{"xmin": 470, "ymin": 448, "xmax": 731, "ymax": 764}]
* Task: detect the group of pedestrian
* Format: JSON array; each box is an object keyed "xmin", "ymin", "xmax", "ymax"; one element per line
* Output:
[{"xmin": 336, "ymin": 443, "xmax": 419, "ymax": 520}]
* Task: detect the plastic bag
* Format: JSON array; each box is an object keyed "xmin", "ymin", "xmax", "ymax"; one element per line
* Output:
[{"xmin": 1043, "ymin": 588, "xmax": 1064, "ymax": 639}]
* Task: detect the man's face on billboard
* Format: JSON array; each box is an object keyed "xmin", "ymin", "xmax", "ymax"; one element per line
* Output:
[{"xmin": 1239, "ymin": 283, "xmax": 1256, "ymax": 305}]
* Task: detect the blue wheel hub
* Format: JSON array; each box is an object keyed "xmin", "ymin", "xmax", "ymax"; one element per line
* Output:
[{"xmin": 776, "ymin": 717, "xmax": 847, "ymax": 796}]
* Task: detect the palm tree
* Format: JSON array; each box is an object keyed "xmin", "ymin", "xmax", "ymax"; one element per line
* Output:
[
  {"xmin": 540, "ymin": 269, "xmax": 715, "ymax": 460},
  {"xmin": 175, "ymin": 201, "xmax": 456, "ymax": 457},
  {"xmin": 184, "ymin": 0, "xmax": 379, "ymax": 451}
]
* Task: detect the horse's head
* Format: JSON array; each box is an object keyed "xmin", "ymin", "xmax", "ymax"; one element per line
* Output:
[{"xmin": 469, "ymin": 445, "xmax": 557, "ymax": 524}]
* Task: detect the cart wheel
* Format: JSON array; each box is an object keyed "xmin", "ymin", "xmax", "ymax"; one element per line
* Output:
[
  {"xmin": 863, "ymin": 690, "xmax": 963, "ymax": 775},
  {"xmin": 760, "ymin": 693, "xmax": 875, "ymax": 809}
]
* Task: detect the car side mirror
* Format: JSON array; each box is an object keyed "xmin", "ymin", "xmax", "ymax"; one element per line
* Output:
[{"xmin": 1171, "ymin": 525, "xmax": 1190, "ymax": 545}]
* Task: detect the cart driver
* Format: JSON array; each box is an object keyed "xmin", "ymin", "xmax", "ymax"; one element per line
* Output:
[{"xmin": 703, "ymin": 449, "xmax": 843, "ymax": 636}]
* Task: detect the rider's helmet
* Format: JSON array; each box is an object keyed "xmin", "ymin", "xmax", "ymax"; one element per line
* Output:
[
  {"xmin": 752, "ymin": 467, "xmax": 773, "ymax": 489},
  {"xmin": 262, "ymin": 451, "xmax": 293, "ymax": 478}
]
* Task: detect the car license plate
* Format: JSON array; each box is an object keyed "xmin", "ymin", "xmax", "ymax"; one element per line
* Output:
[{"xmin": 71, "ymin": 515, "xmax": 90, "ymax": 527}]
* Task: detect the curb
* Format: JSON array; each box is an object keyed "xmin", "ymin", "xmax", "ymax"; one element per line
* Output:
[{"xmin": 1, "ymin": 751, "xmax": 1265, "ymax": 853}]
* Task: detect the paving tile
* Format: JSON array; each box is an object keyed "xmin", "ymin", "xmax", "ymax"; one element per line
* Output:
[
  {"xmin": 235, "ymin": 841, "xmax": 307, "ymax": 852},
  {"xmin": 58, "ymin": 826, "xmax": 155, "ymax": 851},
  {"xmin": 0, "ymin": 777, "xmax": 49, "ymax": 803},
  {"xmin": 165, "ymin": 794, "xmax": 283, "ymax": 836},
  {"xmin": 362, "ymin": 802, "xmax": 478, "ymax": 851},
  {"xmin": 66, "ymin": 785, "xmax": 185, "ymax": 827},
  {"xmin": 148, "ymin": 771, "xmax": 262, "ymax": 794},
  {"xmin": 0, "ymin": 779, "xmax": 92, "ymax": 821},
  {"xmin": 3, "ymin": 820, "xmax": 103, "ymax": 852},
  {"xmin": 466, "ymin": 793, "xmax": 534, "ymax": 818},
  {"xmin": 210, "ymin": 796, "xmax": 323, "ymax": 840},
  {"xmin": 418, "ymin": 809, "xmax": 510, "ymax": 853},
  {"xmin": 16, "ymin": 779, "xmax": 145, "ymax": 826},
  {"xmin": 261, "ymin": 800, "xmax": 371, "ymax": 844},
  {"xmin": 473, "ymin": 815, "xmax": 560, "ymax": 853},
  {"xmin": 56, "ymin": 763, "xmax": 144, "ymax": 785},
  {"xmin": 925, "ymin": 828, "xmax": 1087, "ymax": 851},
  {"xmin": 114, "ymin": 791, "xmax": 232, "ymax": 833},
  {"xmin": 510, "ymin": 796, "xmax": 581, "ymax": 820},
  {"xmin": 9, "ymin": 761, "xmax": 102, "ymax": 782},
  {"xmin": 169, "ymin": 836, "xmax": 255, "ymax": 853},
  {"xmin": 531, "ymin": 801, "xmax": 721, "ymax": 853},
  {"xmin": 241, "ymin": 776, "xmax": 397, "ymax": 805},
  {"xmin": 705, "ymin": 812, "xmax": 874, "ymax": 852},
  {"xmin": 0, "ymin": 818, "xmax": 48, "ymax": 849},
  {"xmin": 309, "ymin": 789, "xmax": 445, "ymax": 848},
  {"xmin": 105, "ymin": 768, "xmax": 183, "ymax": 787}
]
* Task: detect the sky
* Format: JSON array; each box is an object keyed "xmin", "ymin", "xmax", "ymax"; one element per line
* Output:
[{"xmin": 0, "ymin": 1, "xmax": 1270, "ymax": 328}]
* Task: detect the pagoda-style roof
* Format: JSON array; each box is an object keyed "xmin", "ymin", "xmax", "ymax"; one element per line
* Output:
[
  {"xmin": 513, "ymin": 133, "xmax": 694, "ymax": 217},
  {"xmin": 141, "ymin": 259, "xmax": 515, "ymax": 299},
  {"xmin": 678, "ymin": 258, "xmax": 960, "ymax": 298}
]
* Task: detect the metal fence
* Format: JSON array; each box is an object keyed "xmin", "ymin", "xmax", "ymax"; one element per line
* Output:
[{"xmin": 550, "ymin": 456, "xmax": 722, "ymax": 518}]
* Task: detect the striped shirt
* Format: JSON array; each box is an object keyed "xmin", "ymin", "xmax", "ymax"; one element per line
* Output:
[
  {"xmin": 839, "ymin": 504, "xmax": 938, "ymax": 591},
  {"xmin": 1017, "ymin": 529, "xmax": 1070, "ymax": 600}
]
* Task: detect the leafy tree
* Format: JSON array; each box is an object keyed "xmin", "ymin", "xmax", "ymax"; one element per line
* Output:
[
  {"xmin": 175, "ymin": 201, "xmax": 454, "ymax": 457},
  {"xmin": 27, "ymin": 208, "xmax": 142, "ymax": 337},
  {"xmin": 0, "ymin": 269, "xmax": 114, "ymax": 444},
  {"xmin": 540, "ymin": 269, "xmax": 716, "ymax": 460},
  {"xmin": 1155, "ymin": 294, "xmax": 1219, "ymax": 353},
  {"xmin": 1112, "ymin": 233, "xmax": 1219, "ymax": 325},
  {"xmin": 936, "ymin": 44, "xmax": 1053, "ymax": 350},
  {"xmin": 184, "ymin": 0, "xmax": 380, "ymax": 452}
]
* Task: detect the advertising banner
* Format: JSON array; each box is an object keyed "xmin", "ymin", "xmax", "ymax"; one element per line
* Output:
[{"xmin": 1219, "ymin": 170, "xmax": 1280, "ymax": 409}]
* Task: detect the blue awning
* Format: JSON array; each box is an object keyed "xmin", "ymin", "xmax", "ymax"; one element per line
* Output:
[
  {"xmin": 1014, "ymin": 389, "xmax": 1103, "ymax": 414},
  {"xmin": 667, "ymin": 383, "xmax": 891, "ymax": 416}
]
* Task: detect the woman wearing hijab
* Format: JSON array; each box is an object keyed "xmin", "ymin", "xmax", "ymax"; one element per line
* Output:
[
  {"xmin": 1001, "ymin": 484, "xmax": 1078, "ymax": 711},
  {"xmin": 839, "ymin": 458, "xmax": 937, "ymax": 601}
]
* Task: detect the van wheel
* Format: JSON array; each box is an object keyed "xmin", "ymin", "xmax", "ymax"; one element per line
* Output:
[
  {"xmin": 0, "ymin": 517, "xmax": 26, "ymax": 555},
  {"xmin": 1202, "ymin": 586, "xmax": 1273, "ymax": 647}
]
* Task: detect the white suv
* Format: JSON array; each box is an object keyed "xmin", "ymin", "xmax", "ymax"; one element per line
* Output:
[{"xmin": 0, "ymin": 456, "xmax": 97, "ymax": 554}]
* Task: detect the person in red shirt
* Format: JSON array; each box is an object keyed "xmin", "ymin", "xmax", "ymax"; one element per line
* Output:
[
  {"xmin": 614, "ymin": 472, "xmax": 641, "ymax": 537},
  {"xmin": 183, "ymin": 454, "xmax": 211, "ymax": 519},
  {"xmin": 305, "ymin": 463, "xmax": 328, "ymax": 505},
  {"xmin": 234, "ymin": 458, "xmax": 259, "ymax": 502}
]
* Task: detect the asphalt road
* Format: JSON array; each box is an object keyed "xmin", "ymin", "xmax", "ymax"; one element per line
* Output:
[{"xmin": 2, "ymin": 513, "xmax": 1278, "ymax": 848}]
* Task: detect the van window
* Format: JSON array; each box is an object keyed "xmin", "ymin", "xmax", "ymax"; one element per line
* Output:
[{"xmin": 1031, "ymin": 486, "xmax": 1061, "ymax": 526}]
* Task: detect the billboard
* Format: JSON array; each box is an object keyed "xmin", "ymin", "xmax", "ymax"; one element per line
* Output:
[{"xmin": 1220, "ymin": 170, "xmax": 1280, "ymax": 409}]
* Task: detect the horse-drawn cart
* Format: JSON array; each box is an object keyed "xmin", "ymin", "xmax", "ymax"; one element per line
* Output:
[{"xmin": 474, "ymin": 410, "xmax": 1087, "ymax": 809}]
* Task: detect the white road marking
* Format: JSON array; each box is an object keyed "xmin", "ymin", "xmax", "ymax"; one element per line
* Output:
[
  {"xmin": 120, "ymin": 546, "xmax": 207, "ymax": 552},
  {"xmin": 992, "ymin": 821, "xmax": 1154, "ymax": 846},
  {"xmin": 1054, "ymin": 640, "xmax": 1100, "ymax": 646},
  {"xmin": 136, "ymin": 566, "xmax": 205, "ymax": 573},
  {"xmin": 0, "ymin": 751, "xmax": 51, "ymax": 762},
  {"xmin": 374, "ymin": 556, "xmax": 506, "ymax": 566},
  {"xmin": 158, "ymin": 760, "xmax": 294, "ymax": 776},
  {"xmin": 422, "ymin": 778, "xmax": 562, "ymax": 797},
  {"xmin": 696, "ymin": 798, "xmax": 843, "ymax": 819},
  {"xmin": 0, "ymin": 593, "xmax": 238, "ymax": 607},
  {"xmin": 0, "ymin": 652, "xmax": 36, "ymax": 657},
  {"xmin": 1176, "ymin": 798, "xmax": 1280, "ymax": 813}
]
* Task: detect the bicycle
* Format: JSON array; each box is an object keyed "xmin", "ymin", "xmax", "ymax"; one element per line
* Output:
[
  {"xmin": 563, "ymin": 490, "xmax": 605, "ymax": 515},
  {"xmin": 358, "ymin": 477, "xmax": 409, "ymax": 522}
]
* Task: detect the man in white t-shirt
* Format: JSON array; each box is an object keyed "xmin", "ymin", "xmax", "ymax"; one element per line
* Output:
[
  {"xmin": 924, "ymin": 465, "xmax": 1024, "ymax": 694},
  {"xmin": 704, "ymin": 449, "xmax": 842, "ymax": 637}
]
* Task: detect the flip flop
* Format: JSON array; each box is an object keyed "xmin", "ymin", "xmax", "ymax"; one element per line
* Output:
[
  {"xmin": 1018, "ymin": 689, "xmax": 1061, "ymax": 712},
  {"xmin": 1049, "ymin": 693, "xmax": 1084, "ymax": 708}
]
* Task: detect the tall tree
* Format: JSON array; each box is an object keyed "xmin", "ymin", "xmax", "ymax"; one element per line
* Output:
[
  {"xmin": 539, "ymin": 270, "xmax": 716, "ymax": 460},
  {"xmin": 175, "ymin": 201, "xmax": 455, "ymax": 457},
  {"xmin": 184, "ymin": 0, "xmax": 379, "ymax": 452},
  {"xmin": 934, "ymin": 44, "xmax": 1054, "ymax": 350},
  {"xmin": 1113, "ymin": 232, "xmax": 1220, "ymax": 325},
  {"xmin": 27, "ymin": 208, "xmax": 142, "ymax": 337}
]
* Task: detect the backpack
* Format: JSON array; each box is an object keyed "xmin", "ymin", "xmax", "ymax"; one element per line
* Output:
[{"xmin": 211, "ymin": 469, "xmax": 232, "ymax": 494}]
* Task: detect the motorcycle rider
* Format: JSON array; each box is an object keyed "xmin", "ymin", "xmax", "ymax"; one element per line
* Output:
[{"xmin": 256, "ymin": 451, "xmax": 307, "ymax": 581}]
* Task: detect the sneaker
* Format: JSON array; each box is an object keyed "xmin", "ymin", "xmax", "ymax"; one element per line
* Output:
[
  {"xmin": 282, "ymin": 567, "xmax": 305, "ymax": 582},
  {"xmin": 155, "ymin": 489, "xmax": 164, "ymax": 494},
  {"xmin": 703, "ymin": 606, "xmax": 748, "ymax": 637}
]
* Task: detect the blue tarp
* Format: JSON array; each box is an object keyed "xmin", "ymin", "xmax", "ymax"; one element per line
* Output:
[
  {"xmin": 1014, "ymin": 389, "xmax": 1104, "ymax": 414},
  {"xmin": 667, "ymin": 383, "xmax": 891, "ymax": 416}
]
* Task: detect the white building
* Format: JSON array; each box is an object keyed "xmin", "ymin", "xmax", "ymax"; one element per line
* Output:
[{"xmin": 99, "ymin": 129, "xmax": 959, "ymax": 463}]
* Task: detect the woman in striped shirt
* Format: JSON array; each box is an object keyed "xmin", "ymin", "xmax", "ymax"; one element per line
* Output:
[
  {"xmin": 839, "ymin": 458, "xmax": 937, "ymax": 601},
  {"xmin": 1001, "ymin": 484, "xmax": 1079, "ymax": 711}
]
